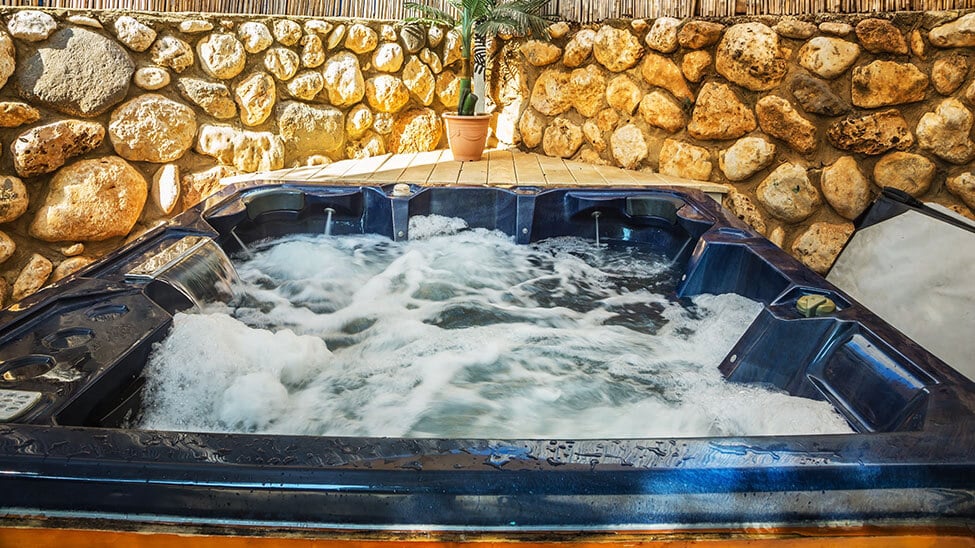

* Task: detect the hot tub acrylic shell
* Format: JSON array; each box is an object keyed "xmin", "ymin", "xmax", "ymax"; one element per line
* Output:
[{"xmin": 0, "ymin": 183, "xmax": 972, "ymax": 540}]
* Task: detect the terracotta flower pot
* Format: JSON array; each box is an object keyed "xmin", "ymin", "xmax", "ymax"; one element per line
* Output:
[{"xmin": 443, "ymin": 113, "xmax": 491, "ymax": 162}]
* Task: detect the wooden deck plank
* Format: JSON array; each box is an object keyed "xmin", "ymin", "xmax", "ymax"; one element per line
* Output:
[
  {"xmin": 456, "ymin": 156, "xmax": 489, "ymax": 185},
  {"xmin": 486, "ymin": 149, "xmax": 516, "ymax": 187},
  {"xmin": 534, "ymin": 154, "xmax": 575, "ymax": 185},
  {"xmin": 511, "ymin": 151, "xmax": 546, "ymax": 185},
  {"xmin": 369, "ymin": 152, "xmax": 416, "ymax": 182},
  {"xmin": 562, "ymin": 158, "xmax": 609, "ymax": 186},
  {"xmin": 398, "ymin": 150, "xmax": 444, "ymax": 183},
  {"xmin": 427, "ymin": 152, "xmax": 463, "ymax": 184},
  {"xmin": 335, "ymin": 153, "xmax": 392, "ymax": 182},
  {"xmin": 591, "ymin": 164, "xmax": 643, "ymax": 185}
]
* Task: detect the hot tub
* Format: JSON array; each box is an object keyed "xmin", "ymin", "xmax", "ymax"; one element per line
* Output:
[{"xmin": 0, "ymin": 183, "xmax": 972, "ymax": 545}]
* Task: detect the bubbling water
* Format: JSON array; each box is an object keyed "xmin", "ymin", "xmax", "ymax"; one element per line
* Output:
[{"xmin": 137, "ymin": 215, "xmax": 854, "ymax": 438}]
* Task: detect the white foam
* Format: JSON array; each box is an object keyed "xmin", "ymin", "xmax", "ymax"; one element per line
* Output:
[{"xmin": 137, "ymin": 224, "xmax": 854, "ymax": 438}]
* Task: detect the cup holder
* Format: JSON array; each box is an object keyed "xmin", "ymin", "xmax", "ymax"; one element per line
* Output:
[{"xmin": 0, "ymin": 354, "xmax": 57, "ymax": 382}]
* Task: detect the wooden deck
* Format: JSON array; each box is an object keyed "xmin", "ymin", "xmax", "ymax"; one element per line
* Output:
[{"xmin": 221, "ymin": 149, "xmax": 728, "ymax": 201}]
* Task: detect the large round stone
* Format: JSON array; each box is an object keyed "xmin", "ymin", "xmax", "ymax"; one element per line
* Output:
[
  {"xmin": 852, "ymin": 61, "xmax": 928, "ymax": 108},
  {"xmin": 719, "ymin": 136, "xmax": 775, "ymax": 182},
  {"xmin": 755, "ymin": 95, "xmax": 817, "ymax": 155},
  {"xmin": 0, "ymin": 175, "xmax": 28, "ymax": 224},
  {"xmin": 756, "ymin": 163, "xmax": 821, "ymax": 222},
  {"xmin": 687, "ymin": 82, "xmax": 756, "ymax": 141},
  {"xmin": 715, "ymin": 23, "xmax": 787, "ymax": 91},
  {"xmin": 177, "ymin": 78, "xmax": 236, "ymax": 119},
  {"xmin": 821, "ymin": 156, "xmax": 871, "ymax": 220},
  {"xmin": 592, "ymin": 25, "xmax": 643, "ymax": 73},
  {"xmin": 12, "ymin": 120, "xmax": 105, "ymax": 177},
  {"xmin": 150, "ymin": 35, "xmax": 194, "ymax": 73},
  {"xmin": 275, "ymin": 101, "xmax": 345, "ymax": 163},
  {"xmin": 234, "ymin": 72, "xmax": 276, "ymax": 126},
  {"xmin": 640, "ymin": 53, "xmax": 693, "ymax": 103},
  {"xmin": 873, "ymin": 152, "xmax": 935, "ymax": 197},
  {"xmin": 610, "ymin": 124, "xmax": 648, "ymax": 169},
  {"xmin": 197, "ymin": 33, "xmax": 246, "ymax": 80},
  {"xmin": 796, "ymin": 37, "xmax": 860, "ymax": 79},
  {"xmin": 30, "ymin": 156, "xmax": 148, "ymax": 242},
  {"xmin": 109, "ymin": 94, "xmax": 196, "ymax": 163},
  {"xmin": 18, "ymin": 28, "xmax": 134, "ymax": 117},
  {"xmin": 658, "ymin": 139, "xmax": 712, "ymax": 181},
  {"xmin": 542, "ymin": 117, "xmax": 584, "ymax": 158},
  {"xmin": 389, "ymin": 108, "xmax": 442, "ymax": 153},
  {"xmin": 529, "ymin": 69, "xmax": 572, "ymax": 116},
  {"xmin": 321, "ymin": 52, "xmax": 365, "ymax": 107},
  {"xmin": 365, "ymin": 75, "xmax": 409, "ymax": 113}
]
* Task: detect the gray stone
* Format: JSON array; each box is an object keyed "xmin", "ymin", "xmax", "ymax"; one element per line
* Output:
[
  {"xmin": 321, "ymin": 52, "xmax": 365, "ymax": 107},
  {"xmin": 286, "ymin": 70, "xmax": 324, "ymax": 101},
  {"xmin": 399, "ymin": 23, "xmax": 425, "ymax": 54},
  {"xmin": 916, "ymin": 98, "xmax": 975, "ymax": 164},
  {"xmin": 12, "ymin": 254, "xmax": 51, "ymax": 301},
  {"xmin": 789, "ymin": 72, "xmax": 850, "ymax": 116},
  {"xmin": 715, "ymin": 23, "xmax": 788, "ymax": 91},
  {"xmin": 197, "ymin": 33, "xmax": 246, "ymax": 80},
  {"xmin": 273, "ymin": 19, "xmax": 302, "ymax": 46},
  {"xmin": 756, "ymin": 163, "xmax": 821, "ymax": 222},
  {"xmin": 238, "ymin": 22, "xmax": 272, "ymax": 53},
  {"xmin": 177, "ymin": 78, "xmax": 236, "ymax": 119},
  {"xmin": 774, "ymin": 18, "xmax": 817, "ymax": 39},
  {"xmin": 826, "ymin": 109, "xmax": 914, "ymax": 155},
  {"xmin": 30, "ymin": 156, "xmax": 147, "ymax": 242},
  {"xmin": 873, "ymin": 151, "xmax": 936, "ymax": 197},
  {"xmin": 134, "ymin": 67, "xmax": 170, "ymax": 91},
  {"xmin": 719, "ymin": 137, "xmax": 775, "ymax": 182},
  {"xmin": 542, "ymin": 117, "xmax": 584, "ymax": 158},
  {"xmin": 852, "ymin": 61, "xmax": 928, "ymax": 108},
  {"xmin": 18, "ymin": 28, "xmax": 134, "ymax": 117},
  {"xmin": 659, "ymin": 139, "xmax": 712, "ymax": 181},
  {"xmin": 276, "ymin": 101, "xmax": 345, "ymax": 163},
  {"xmin": 235, "ymin": 72, "xmax": 276, "ymax": 126},
  {"xmin": 929, "ymin": 12, "xmax": 975, "ymax": 48},
  {"xmin": 796, "ymin": 37, "xmax": 860, "ymax": 79},
  {"xmin": 687, "ymin": 82, "xmax": 756, "ymax": 141},
  {"xmin": 113, "ymin": 15, "xmax": 155, "ymax": 52},
  {"xmin": 645, "ymin": 17, "xmax": 680, "ymax": 53},
  {"xmin": 932, "ymin": 55, "xmax": 969, "ymax": 95},
  {"xmin": 610, "ymin": 124, "xmax": 648, "ymax": 169},
  {"xmin": 791, "ymin": 222, "xmax": 854, "ymax": 274},
  {"xmin": 855, "ymin": 18, "xmax": 908, "ymax": 54},
  {"xmin": 11, "ymin": 119, "xmax": 105, "ymax": 177},
  {"xmin": 150, "ymin": 35, "xmax": 193, "ymax": 73},
  {"xmin": 755, "ymin": 95, "xmax": 817, "ymax": 155},
  {"xmin": 821, "ymin": 156, "xmax": 871, "ymax": 220},
  {"xmin": 593, "ymin": 25, "xmax": 643, "ymax": 73},
  {"xmin": 7, "ymin": 10, "xmax": 55, "ymax": 42},
  {"xmin": 108, "ymin": 94, "xmax": 196, "ymax": 163},
  {"xmin": 0, "ymin": 175, "xmax": 28, "ymax": 223}
]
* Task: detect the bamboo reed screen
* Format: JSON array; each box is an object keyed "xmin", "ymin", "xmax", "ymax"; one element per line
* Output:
[{"xmin": 1, "ymin": 0, "xmax": 975, "ymax": 19}]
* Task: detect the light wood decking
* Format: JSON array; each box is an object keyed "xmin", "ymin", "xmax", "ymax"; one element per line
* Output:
[{"xmin": 221, "ymin": 149, "xmax": 728, "ymax": 201}]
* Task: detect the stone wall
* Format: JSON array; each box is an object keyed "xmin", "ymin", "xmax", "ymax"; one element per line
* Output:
[
  {"xmin": 501, "ymin": 13, "xmax": 975, "ymax": 274},
  {"xmin": 0, "ymin": 9, "xmax": 465, "ymax": 306},
  {"xmin": 1, "ymin": 9, "xmax": 975, "ymax": 307}
]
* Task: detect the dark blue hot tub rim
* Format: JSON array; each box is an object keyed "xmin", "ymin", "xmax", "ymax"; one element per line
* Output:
[{"xmin": 0, "ymin": 181, "xmax": 971, "ymax": 531}]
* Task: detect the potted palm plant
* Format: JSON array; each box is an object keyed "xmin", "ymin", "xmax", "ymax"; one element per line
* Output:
[{"xmin": 406, "ymin": 0, "xmax": 552, "ymax": 161}]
